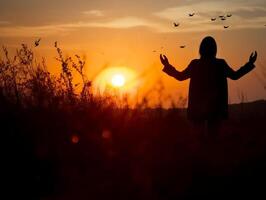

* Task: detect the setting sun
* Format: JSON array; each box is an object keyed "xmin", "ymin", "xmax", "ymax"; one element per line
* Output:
[
  {"xmin": 111, "ymin": 74, "xmax": 125, "ymax": 87},
  {"xmin": 93, "ymin": 67, "xmax": 139, "ymax": 95}
]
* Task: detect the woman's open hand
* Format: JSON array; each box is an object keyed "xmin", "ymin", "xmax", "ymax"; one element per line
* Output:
[
  {"xmin": 160, "ymin": 54, "xmax": 169, "ymax": 66},
  {"xmin": 249, "ymin": 51, "xmax": 257, "ymax": 64}
]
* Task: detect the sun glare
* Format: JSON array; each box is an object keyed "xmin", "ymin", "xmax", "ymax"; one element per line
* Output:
[
  {"xmin": 93, "ymin": 67, "xmax": 138, "ymax": 94},
  {"xmin": 111, "ymin": 74, "xmax": 125, "ymax": 87}
]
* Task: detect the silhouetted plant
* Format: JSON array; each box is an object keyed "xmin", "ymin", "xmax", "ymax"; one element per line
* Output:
[{"xmin": 1, "ymin": 42, "xmax": 266, "ymax": 200}]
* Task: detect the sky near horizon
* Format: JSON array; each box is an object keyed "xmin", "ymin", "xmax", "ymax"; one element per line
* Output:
[{"xmin": 0, "ymin": 0, "xmax": 265, "ymax": 106}]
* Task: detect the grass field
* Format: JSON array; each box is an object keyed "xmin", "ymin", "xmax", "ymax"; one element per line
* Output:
[{"xmin": 1, "ymin": 44, "xmax": 266, "ymax": 199}]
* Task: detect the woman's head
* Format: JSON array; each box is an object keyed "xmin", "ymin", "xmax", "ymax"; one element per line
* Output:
[{"xmin": 199, "ymin": 36, "xmax": 217, "ymax": 58}]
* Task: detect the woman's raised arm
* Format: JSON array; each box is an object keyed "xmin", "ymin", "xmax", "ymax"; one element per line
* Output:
[
  {"xmin": 160, "ymin": 54, "xmax": 192, "ymax": 81},
  {"xmin": 225, "ymin": 51, "xmax": 257, "ymax": 80}
]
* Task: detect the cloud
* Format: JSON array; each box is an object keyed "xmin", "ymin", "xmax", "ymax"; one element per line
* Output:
[
  {"xmin": 0, "ymin": 25, "xmax": 67, "ymax": 37},
  {"xmin": 0, "ymin": 17, "xmax": 163, "ymax": 37},
  {"xmin": 0, "ymin": 21, "xmax": 10, "ymax": 25},
  {"xmin": 1, "ymin": 2, "xmax": 266, "ymax": 38},
  {"xmin": 86, "ymin": 17, "xmax": 157, "ymax": 28},
  {"xmin": 82, "ymin": 10, "xmax": 104, "ymax": 17},
  {"xmin": 153, "ymin": 0, "xmax": 266, "ymax": 32}
]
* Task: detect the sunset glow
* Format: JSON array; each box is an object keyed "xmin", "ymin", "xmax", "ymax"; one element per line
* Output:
[
  {"xmin": 111, "ymin": 74, "xmax": 125, "ymax": 87},
  {"xmin": 2, "ymin": 1, "xmax": 266, "ymax": 199},
  {"xmin": 0, "ymin": 0, "xmax": 265, "ymax": 106},
  {"xmin": 93, "ymin": 67, "xmax": 138, "ymax": 94}
]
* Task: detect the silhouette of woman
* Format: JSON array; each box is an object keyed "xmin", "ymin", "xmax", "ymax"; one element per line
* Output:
[{"xmin": 160, "ymin": 36, "xmax": 257, "ymax": 139}]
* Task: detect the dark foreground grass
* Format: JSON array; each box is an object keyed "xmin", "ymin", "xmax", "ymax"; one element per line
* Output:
[{"xmin": 1, "ymin": 44, "xmax": 266, "ymax": 199}]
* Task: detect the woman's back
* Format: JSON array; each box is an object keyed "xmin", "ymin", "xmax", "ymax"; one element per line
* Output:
[
  {"xmin": 188, "ymin": 58, "xmax": 229, "ymax": 120},
  {"xmin": 160, "ymin": 36, "xmax": 257, "ymax": 121},
  {"xmin": 160, "ymin": 36, "xmax": 257, "ymax": 138}
]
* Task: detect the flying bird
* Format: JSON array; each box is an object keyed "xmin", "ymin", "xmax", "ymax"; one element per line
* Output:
[
  {"xmin": 224, "ymin": 25, "xmax": 229, "ymax": 29},
  {"xmin": 180, "ymin": 45, "xmax": 186, "ymax": 48},
  {"xmin": 227, "ymin": 14, "xmax": 232, "ymax": 17},
  {"xmin": 189, "ymin": 13, "xmax": 195, "ymax": 17},
  {"xmin": 211, "ymin": 17, "xmax": 216, "ymax": 21},
  {"xmin": 173, "ymin": 22, "xmax": 180, "ymax": 27},
  {"xmin": 219, "ymin": 15, "xmax": 225, "ymax": 18},
  {"xmin": 34, "ymin": 38, "xmax": 41, "ymax": 47},
  {"xmin": 221, "ymin": 17, "xmax": 226, "ymax": 21}
]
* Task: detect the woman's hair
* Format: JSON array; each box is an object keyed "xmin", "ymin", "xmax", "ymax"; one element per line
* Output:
[{"xmin": 199, "ymin": 36, "xmax": 217, "ymax": 58}]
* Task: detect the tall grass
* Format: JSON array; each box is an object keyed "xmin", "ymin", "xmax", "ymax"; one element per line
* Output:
[
  {"xmin": 1, "ymin": 43, "xmax": 266, "ymax": 200},
  {"xmin": 0, "ymin": 43, "xmax": 94, "ymax": 108}
]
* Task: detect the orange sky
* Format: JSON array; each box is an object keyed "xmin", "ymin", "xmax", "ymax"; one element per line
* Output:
[{"xmin": 0, "ymin": 0, "xmax": 265, "ymax": 107}]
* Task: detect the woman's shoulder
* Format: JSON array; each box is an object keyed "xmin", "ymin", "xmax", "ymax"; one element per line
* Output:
[
  {"xmin": 191, "ymin": 59, "xmax": 200, "ymax": 62},
  {"xmin": 190, "ymin": 59, "xmax": 200, "ymax": 65},
  {"xmin": 215, "ymin": 58, "xmax": 227, "ymax": 64}
]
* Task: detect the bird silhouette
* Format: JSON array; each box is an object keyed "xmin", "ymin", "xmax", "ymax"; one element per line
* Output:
[
  {"xmin": 34, "ymin": 38, "xmax": 41, "ymax": 47},
  {"xmin": 224, "ymin": 25, "xmax": 229, "ymax": 29},
  {"xmin": 153, "ymin": 50, "xmax": 157, "ymax": 52},
  {"xmin": 219, "ymin": 15, "xmax": 224, "ymax": 18},
  {"xmin": 180, "ymin": 45, "xmax": 186, "ymax": 48},
  {"xmin": 227, "ymin": 14, "xmax": 232, "ymax": 17},
  {"xmin": 173, "ymin": 22, "xmax": 180, "ymax": 27},
  {"xmin": 221, "ymin": 17, "xmax": 226, "ymax": 21},
  {"xmin": 211, "ymin": 17, "xmax": 216, "ymax": 21},
  {"xmin": 189, "ymin": 13, "xmax": 195, "ymax": 17}
]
